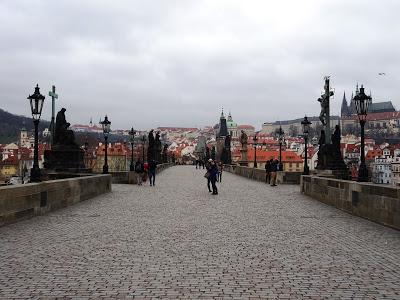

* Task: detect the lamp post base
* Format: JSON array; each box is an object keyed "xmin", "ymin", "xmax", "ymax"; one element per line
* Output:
[
  {"xmin": 103, "ymin": 165, "xmax": 109, "ymax": 174},
  {"xmin": 357, "ymin": 164, "xmax": 369, "ymax": 182},
  {"xmin": 30, "ymin": 167, "xmax": 41, "ymax": 182},
  {"xmin": 303, "ymin": 166, "xmax": 310, "ymax": 176}
]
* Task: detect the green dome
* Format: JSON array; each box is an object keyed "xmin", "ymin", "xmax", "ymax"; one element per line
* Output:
[{"xmin": 227, "ymin": 121, "xmax": 237, "ymax": 128}]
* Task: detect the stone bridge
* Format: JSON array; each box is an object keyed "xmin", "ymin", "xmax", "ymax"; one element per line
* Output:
[{"xmin": 0, "ymin": 166, "xmax": 399, "ymax": 299}]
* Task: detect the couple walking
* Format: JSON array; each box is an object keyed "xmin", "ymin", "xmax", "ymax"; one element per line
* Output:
[
  {"xmin": 265, "ymin": 159, "xmax": 279, "ymax": 186},
  {"xmin": 205, "ymin": 159, "xmax": 219, "ymax": 195},
  {"xmin": 135, "ymin": 159, "xmax": 157, "ymax": 186}
]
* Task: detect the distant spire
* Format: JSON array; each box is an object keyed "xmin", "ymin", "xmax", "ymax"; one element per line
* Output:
[
  {"xmin": 227, "ymin": 110, "xmax": 233, "ymax": 122},
  {"xmin": 341, "ymin": 92, "xmax": 350, "ymax": 117},
  {"xmin": 220, "ymin": 108, "xmax": 225, "ymax": 119}
]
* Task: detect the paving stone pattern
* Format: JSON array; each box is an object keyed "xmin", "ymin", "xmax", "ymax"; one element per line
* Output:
[{"xmin": 1, "ymin": 166, "xmax": 399, "ymax": 299}]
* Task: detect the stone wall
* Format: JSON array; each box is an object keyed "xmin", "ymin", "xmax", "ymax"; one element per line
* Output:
[
  {"xmin": 0, "ymin": 174, "xmax": 111, "ymax": 227},
  {"xmin": 110, "ymin": 163, "xmax": 174, "ymax": 184},
  {"xmin": 301, "ymin": 175, "xmax": 400, "ymax": 230},
  {"xmin": 223, "ymin": 165, "xmax": 301, "ymax": 184}
]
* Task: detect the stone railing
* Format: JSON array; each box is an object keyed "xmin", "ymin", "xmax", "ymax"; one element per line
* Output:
[
  {"xmin": 110, "ymin": 163, "xmax": 174, "ymax": 184},
  {"xmin": 223, "ymin": 164, "xmax": 302, "ymax": 184},
  {"xmin": 0, "ymin": 174, "xmax": 111, "ymax": 227},
  {"xmin": 301, "ymin": 175, "xmax": 400, "ymax": 230}
]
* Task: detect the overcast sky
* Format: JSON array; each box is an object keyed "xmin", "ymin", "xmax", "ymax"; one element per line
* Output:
[{"xmin": 1, "ymin": 0, "xmax": 399, "ymax": 130}]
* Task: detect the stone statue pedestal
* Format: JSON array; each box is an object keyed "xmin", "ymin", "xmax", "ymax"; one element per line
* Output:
[
  {"xmin": 44, "ymin": 145, "xmax": 86, "ymax": 172},
  {"xmin": 316, "ymin": 143, "xmax": 349, "ymax": 180},
  {"xmin": 239, "ymin": 149, "xmax": 248, "ymax": 166}
]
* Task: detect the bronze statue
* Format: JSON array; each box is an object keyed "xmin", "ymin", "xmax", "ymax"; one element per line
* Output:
[
  {"xmin": 54, "ymin": 108, "xmax": 76, "ymax": 146},
  {"xmin": 240, "ymin": 130, "xmax": 248, "ymax": 149},
  {"xmin": 318, "ymin": 95, "xmax": 329, "ymax": 125}
]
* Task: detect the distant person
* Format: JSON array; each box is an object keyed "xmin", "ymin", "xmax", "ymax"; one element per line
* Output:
[
  {"xmin": 217, "ymin": 161, "xmax": 223, "ymax": 182},
  {"xmin": 265, "ymin": 159, "xmax": 272, "ymax": 184},
  {"xmin": 270, "ymin": 159, "xmax": 278, "ymax": 186},
  {"xmin": 143, "ymin": 161, "xmax": 149, "ymax": 183},
  {"xmin": 135, "ymin": 160, "xmax": 144, "ymax": 185},
  {"xmin": 195, "ymin": 159, "xmax": 199, "ymax": 169},
  {"xmin": 205, "ymin": 159, "xmax": 213, "ymax": 192},
  {"xmin": 209, "ymin": 160, "xmax": 219, "ymax": 195},
  {"xmin": 148, "ymin": 159, "xmax": 157, "ymax": 186}
]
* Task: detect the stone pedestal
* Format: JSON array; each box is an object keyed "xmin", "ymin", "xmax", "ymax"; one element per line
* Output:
[
  {"xmin": 44, "ymin": 147, "xmax": 86, "ymax": 172},
  {"xmin": 316, "ymin": 143, "xmax": 349, "ymax": 180}
]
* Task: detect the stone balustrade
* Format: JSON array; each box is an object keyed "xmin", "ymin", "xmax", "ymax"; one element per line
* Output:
[
  {"xmin": 110, "ymin": 163, "xmax": 174, "ymax": 184},
  {"xmin": 223, "ymin": 164, "xmax": 302, "ymax": 184},
  {"xmin": 301, "ymin": 175, "xmax": 400, "ymax": 230},
  {"xmin": 0, "ymin": 174, "xmax": 111, "ymax": 227}
]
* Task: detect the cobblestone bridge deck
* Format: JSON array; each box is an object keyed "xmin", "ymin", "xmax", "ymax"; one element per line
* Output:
[{"xmin": 1, "ymin": 166, "xmax": 399, "ymax": 299}]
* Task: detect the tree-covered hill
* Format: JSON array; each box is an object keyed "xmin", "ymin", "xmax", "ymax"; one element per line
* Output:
[{"xmin": 0, "ymin": 108, "xmax": 50, "ymax": 144}]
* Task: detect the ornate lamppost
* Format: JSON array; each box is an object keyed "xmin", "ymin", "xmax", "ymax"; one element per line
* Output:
[
  {"xmin": 354, "ymin": 85, "xmax": 371, "ymax": 182},
  {"xmin": 27, "ymin": 84, "xmax": 45, "ymax": 182},
  {"xmin": 141, "ymin": 135, "xmax": 146, "ymax": 161},
  {"xmin": 278, "ymin": 126, "xmax": 284, "ymax": 171},
  {"xmin": 129, "ymin": 127, "xmax": 136, "ymax": 171},
  {"xmin": 100, "ymin": 115, "xmax": 111, "ymax": 174},
  {"xmin": 253, "ymin": 132, "xmax": 258, "ymax": 168},
  {"xmin": 301, "ymin": 116, "xmax": 312, "ymax": 175}
]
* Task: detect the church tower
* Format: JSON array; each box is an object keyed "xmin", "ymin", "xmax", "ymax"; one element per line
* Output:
[{"xmin": 340, "ymin": 92, "xmax": 350, "ymax": 117}]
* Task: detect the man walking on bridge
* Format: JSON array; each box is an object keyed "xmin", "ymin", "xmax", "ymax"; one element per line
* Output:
[
  {"xmin": 148, "ymin": 159, "xmax": 157, "ymax": 186},
  {"xmin": 135, "ymin": 159, "xmax": 144, "ymax": 185}
]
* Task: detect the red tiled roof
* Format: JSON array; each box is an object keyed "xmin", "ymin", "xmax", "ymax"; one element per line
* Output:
[{"xmin": 342, "ymin": 111, "xmax": 400, "ymax": 121}]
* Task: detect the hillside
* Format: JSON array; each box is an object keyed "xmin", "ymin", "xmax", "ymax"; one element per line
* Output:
[{"xmin": 0, "ymin": 108, "xmax": 50, "ymax": 144}]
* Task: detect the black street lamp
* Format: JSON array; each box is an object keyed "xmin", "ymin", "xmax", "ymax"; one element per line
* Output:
[
  {"xmin": 141, "ymin": 135, "xmax": 146, "ymax": 161},
  {"xmin": 27, "ymin": 84, "xmax": 45, "ymax": 182},
  {"xmin": 354, "ymin": 85, "xmax": 371, "ymax": 182},
  {"xmin": 129, "ymin": 127, "xmax": 136, "ymax": 171},
  {"xmin": 253, "ymin": 133, "xmax": 258, "ymax": 168},
  {"xmin": 100, "ymin": 115, "xmax": 111, "ymax": 174},
  {"xmin": 301, "ymin": 116, "xmax": 312, "ymax": 175},
  {"xmin": 278, "ymin": 126, "xmax": 285, "ymax": 171}
]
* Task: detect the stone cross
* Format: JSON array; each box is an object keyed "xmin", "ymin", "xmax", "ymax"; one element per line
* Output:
[{"xmin": 48, "ymin": 85, "xmax": 58, "ymax": 146}]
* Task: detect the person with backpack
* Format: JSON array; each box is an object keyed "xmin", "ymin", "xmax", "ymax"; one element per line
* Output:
[
  {"xmin": 209, "ymin": 160, "xmax": 219, "ymax": 195},
  {"xmin": 135, "ymin": 159, "xmax": 144, "ymax": 185},
  {"xmin": 205, "ymin": 159, "xmax": 212, "ymax": 192},
  {"xmin": 270, "ymin": 159, "xmax": 278, "ymax": 186},
  {"xmin": 265, "ymin": 159, "xmax": 272, "ymax": 184},
  {"xmin": 148, "ymin": 159, "xmax": 157, "ymax": 186}
]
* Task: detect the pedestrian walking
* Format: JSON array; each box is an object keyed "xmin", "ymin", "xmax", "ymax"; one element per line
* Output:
[
  {"xmin": 135, "ymin": 160, "xmax": 144, "ymax": 185},
  {"xmin": 195, "ymin": 159, "xmax": 199, "ymax": 169},
  {"xmin": 209, "ymin": 160, "xmax": 219, "ymax": 195},
  {"xmin": 148, "ymin": 159, "xmax": 157, "ymax": 186},
  {"xmin": 265, "ymin": 159, "xmax": 272, "ymax": 184},
  {"xmin": 205, "ymin": 159, "xmax": 212, "ymax": 192},
  {"xmin": 217, "ymin": 161, "xmax": 223, "ymax": 182},
  {"xmin": 143, "ymin": 161, "xmax": 149, "ymax": 183},
  {"xmin": 270, "ymin": 159, "xmax": 278, "ymax": 186}
]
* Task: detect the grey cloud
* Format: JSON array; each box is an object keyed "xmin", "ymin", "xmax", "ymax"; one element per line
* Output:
[{"xmin": 0, "ymin": 0, "xmax": 399, "ymax": 130}]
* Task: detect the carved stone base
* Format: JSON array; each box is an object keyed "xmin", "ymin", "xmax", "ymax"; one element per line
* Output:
[
  {"xmin": 44, "ymin": 148, "xmax": 85, "ymax": 172},
  {"xmin": 316, "ymin": 143, "xmax": 349, "ymax": 180}
]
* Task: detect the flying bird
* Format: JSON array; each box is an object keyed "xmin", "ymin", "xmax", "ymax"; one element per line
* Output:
[{"xmin": 378, "ymin": 73, "xmax": 386, "ymax": 75}]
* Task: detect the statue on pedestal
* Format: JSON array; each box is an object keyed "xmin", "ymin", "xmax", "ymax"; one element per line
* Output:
[
  {"xmin": 155, "ymin": 131, "xmax": 162, "ymax": 162},
  {"xmin": 147, "ymin": 130, "xmax": 155, "ymax": 161},
  {"xmin": 239, "ymin": 130, "xmax": 248, "ymax": 165},
  {"xmin": 44, "ymin": 108, "xmax": 85, "ymax": 172},
  {"xmin": 54, "ymin": 108, "xmax": 78, "ymax": 147}
]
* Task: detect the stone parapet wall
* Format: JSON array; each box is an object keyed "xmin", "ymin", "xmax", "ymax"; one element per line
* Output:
[
  {"xmin": 110, "ymin": 163, "xmax": 174, "ymax": 184},
  {"xmin": 301, "ymin": 175, "xmax": 400, "ymax": 230},
  {"xmin": 0, "ymin": 174, "xmax": 111, "ymax": 227},
  {"xmin": 223, "ymin": 164, "xmax": 302, "ymax": 184}
]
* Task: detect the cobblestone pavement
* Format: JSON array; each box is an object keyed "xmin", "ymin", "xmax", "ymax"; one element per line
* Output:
[{"xmin": 1, "ymin": 166, "xmax": 400, "ymax": 299}]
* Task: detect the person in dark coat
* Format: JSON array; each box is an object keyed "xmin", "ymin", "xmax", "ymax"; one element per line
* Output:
[
  {"xmin": 205, "ymin": 159, "xmax": 212, "ymax": 192},
  {"xmin": 209, "ymin": 160, "xmax": 219, "ymax": 195},
  {"xmin": 135, "ymin": 159, "xmax": 144, "ymax": 185},
  {"xmin": 265, "ymin": 159, "xmax": 272, "ymax": 184},
  {"xmin": 148, "ymin": 159, "xmax": 157, "ymax": 186},
  {"xmin": 270, "ymin": 159, "xmax": 278, "ymax": 186}
]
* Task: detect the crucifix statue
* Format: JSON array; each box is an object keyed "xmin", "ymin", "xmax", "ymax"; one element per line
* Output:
[
  {"xmin": 318, "ymin": 76, "xmax": 334, "ymax": 144},
  {"xmin": 48, "ymin": 85, "xmax": 58, "ymax": 146}
]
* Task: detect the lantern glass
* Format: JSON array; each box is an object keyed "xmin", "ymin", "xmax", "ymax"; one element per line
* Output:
[
  {"xmin": 301, "ymin": 116, "xmax": 311, "ymax": 137},
  {"xmin": 28, "ymin": 85, "xmax": 45, "ymax": 120},
  {"xmin": 100, "ymin": 116, "xmax": 111, "ymax": 136}
]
